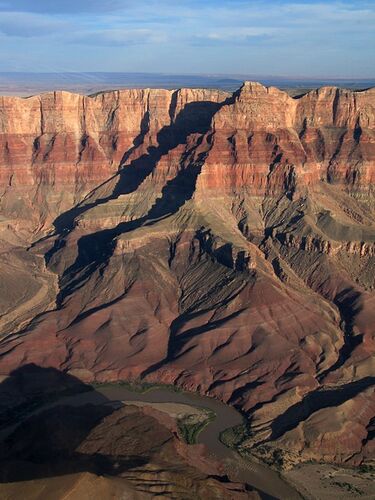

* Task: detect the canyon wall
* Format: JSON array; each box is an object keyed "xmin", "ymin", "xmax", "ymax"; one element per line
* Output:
[{"xmin": 0, "ymin": 82, "xmax": 374, "ymax": 467}]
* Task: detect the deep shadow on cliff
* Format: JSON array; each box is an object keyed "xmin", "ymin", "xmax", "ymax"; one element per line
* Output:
[
  {"xmin": 46, "ymin": 95, "xmax": 235, "ymax": 305},
  {"xmin": 52, "ymin": 96, "xmax": 235, "ymax": 305},
  {"xmin": 47, "ymin": 97, "xmax": 232, "ymax": 255}
]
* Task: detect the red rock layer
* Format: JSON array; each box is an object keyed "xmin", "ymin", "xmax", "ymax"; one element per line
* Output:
[
  {"xmin": 197, "ymin": 83, "xmax": 375, "ymax": 196},
  {"xmin": 0, "ymin": 88, "xmax": 228, "ymax": 230},
  {"xmin": 0, "ymin": 82, "xmax": 374, "ymax": 468}
]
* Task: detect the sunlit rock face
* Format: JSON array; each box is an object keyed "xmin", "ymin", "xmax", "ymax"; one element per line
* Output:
[{"xmin": 0, "ymin": 82, "xmax": 374, "ymax": 466}]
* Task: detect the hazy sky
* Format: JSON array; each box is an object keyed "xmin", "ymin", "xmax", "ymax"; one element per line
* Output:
[{"xmin": 0, "ymin": 0, "xmax": 374, "ymax": 78}]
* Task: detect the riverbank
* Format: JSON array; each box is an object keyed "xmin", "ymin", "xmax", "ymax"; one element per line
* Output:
[
  {"xmin": 3, "ymin": 376, "xmax": 371, "ymax": 499},
  {"xmin": 92, "ymin": 383, "xmax": 302, "ymax": 499},
  {"xmin": 92, "ymin": 382, "xmax": 375, "ymax": 500},
  {"xmin": 284, "ymin": 462, "xmax": 375, "ymax": 500}
]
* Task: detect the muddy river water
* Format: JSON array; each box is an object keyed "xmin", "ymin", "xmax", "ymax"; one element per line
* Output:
[{"xmin": 52, "ymin": 384, "xmax": 302, "ymax": 499}]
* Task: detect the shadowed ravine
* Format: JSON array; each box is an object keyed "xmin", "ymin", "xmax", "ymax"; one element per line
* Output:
[
  {"xmin": 56, "ymin": 143, "xmax": 209, "ymax": 304},
  {"xmin": 46, "ymin": 96, "xmax": 233, "ymax": 261},
  {"xmin": 48, "ymin": 95, "xmax": 235, "ymax": 305}
]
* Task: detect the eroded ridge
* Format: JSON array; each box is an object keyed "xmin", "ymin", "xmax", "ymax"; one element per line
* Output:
[{"xmin": 0, "ymin": 82, "xmax": 374, "ymax": 467}]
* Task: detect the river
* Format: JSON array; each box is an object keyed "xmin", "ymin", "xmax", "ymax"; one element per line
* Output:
[
  {"xmin": 53, "ymin": 384, "xmax": 302, "ymax": 499},
  {"xmin": 1, "ymin": 383, "xmax": 302, "ymax": 499}
]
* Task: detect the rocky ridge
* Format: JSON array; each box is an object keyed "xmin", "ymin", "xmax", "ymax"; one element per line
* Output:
[{"xmin": 0, "ymin": 82, "xmax": 374, "ymax": 468}]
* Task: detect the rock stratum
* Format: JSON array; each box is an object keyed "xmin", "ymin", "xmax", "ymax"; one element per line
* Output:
[{"xmin": 0, "ymin": 82, "xmax": 374, "ymax": 469}]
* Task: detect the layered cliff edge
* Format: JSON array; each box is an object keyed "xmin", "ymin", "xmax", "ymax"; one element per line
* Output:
[{"xmin": 0, "ymin": 82, "xmax": 374, "ymax": 469}]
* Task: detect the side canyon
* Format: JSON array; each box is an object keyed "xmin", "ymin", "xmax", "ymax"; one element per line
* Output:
[{"xmin": 0, "ymin": 82, "xmax": 374, "ymax": 470}]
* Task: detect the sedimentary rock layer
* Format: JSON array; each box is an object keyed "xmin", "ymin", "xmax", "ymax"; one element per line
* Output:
[{"xmin": 0, "ymin": 82, "xmax": 374, "ymax": 467}]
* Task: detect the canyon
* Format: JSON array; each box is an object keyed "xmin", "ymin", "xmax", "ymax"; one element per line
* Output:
[{"xmin": 0, "ymin": 81, "xmax": 374, "ymax": 479}]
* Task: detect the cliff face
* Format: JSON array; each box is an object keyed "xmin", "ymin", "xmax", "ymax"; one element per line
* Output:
[
  {"xmin": 198, "ymin": 83, "xmax": 375, "ymax": 196},
  {"xmin": 0, "ymin": 82, "xmax": 374, "ymax": 467},
  {"xmin": 0, "ymin": 88, "xmax": 228, "ymax": 230}
]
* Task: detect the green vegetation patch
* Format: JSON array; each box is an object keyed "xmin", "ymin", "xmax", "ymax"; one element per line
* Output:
[
  {"xmin": 220, "ymin": 425, "xmax": 287, "ymax": 469},
  {"xmin": 331, "ymin": 481, "xmax": 363, "ymax": 495},
  {"xmin": 358, "ymin": 463, "xmax": 375, "ymax": 474},
  {"xmin": 177, "ymin": 409, "xmax": 215, "ymax": 445},
  {"xmin": 219, "ymin": 422, "xmax": 251, "ymax": 449}
]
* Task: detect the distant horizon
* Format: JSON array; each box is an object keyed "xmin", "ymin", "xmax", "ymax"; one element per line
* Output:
[
  {"xmin": 1, "ymin": 70, "xmax": 374, "ymax": 98},
  {"xmin": 1, "ymin": 71, "xmax": 375, "ymax": 82}
]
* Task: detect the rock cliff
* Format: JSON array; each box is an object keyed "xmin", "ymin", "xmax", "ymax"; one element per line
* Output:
[{"xmin": 0, "ymin": 82, "xmax": 374, "ymax": 468}]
